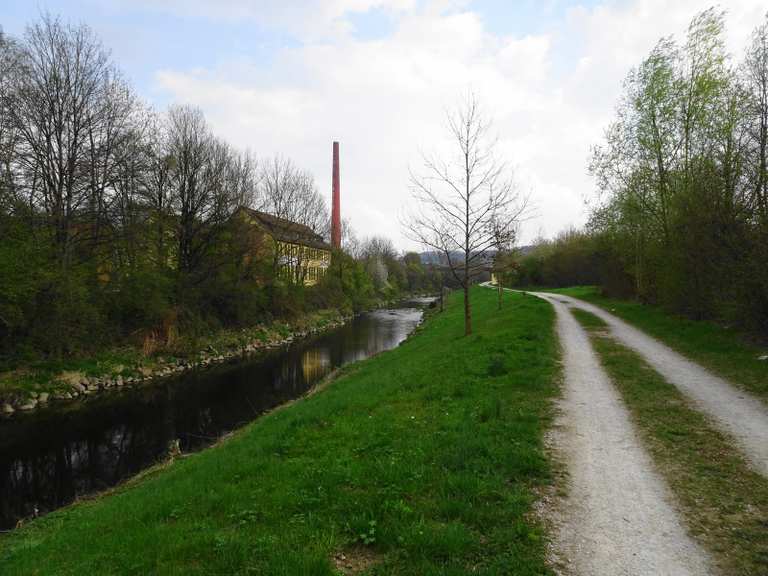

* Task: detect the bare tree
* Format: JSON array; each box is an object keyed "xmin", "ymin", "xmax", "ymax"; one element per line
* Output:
[
  {"xmin": 227, "ymin": 149, "xmax": 260, "ymax": 212},
  {"xmin": 166, "ymin": 105, "xmax": 243, "ymax": 277},
  {"xmin": 110, "ymin": 104, "xmax": 154, "ymax": 273},
  {"xmin": 491, "ymin": 217, "xmax": 517, "ymax": 310},
  {"xmin": 340, "ymin": 217, "xmax": 361, "ymax": 258},
  {"xmin": 258, "ymin": 155, "xmax": 329, "ymax": 283},
  {"xmin": 7, "ymin": 15, "xmax": 123, "ymax": 267},
  {"xmin": 139, "ymin": 109, "xmax": 175, "ymax": 270},
  {"xmin": 0, "ymin": 28, "xmax": 23, "ymax": 210},
  {"xmin": 744, "ymin": 12, "xmax": 768, "ymax": 221},
  {"xmin": 405, "ymin": 93, "xmax": 528, "ymax": 335},
  {"xmin": 259, "ymin": 155, "xmax": 328, "ymax": 234},
  {"xmin": 83, "ymin": 69, "xmax": 138, "ymax": 262}
]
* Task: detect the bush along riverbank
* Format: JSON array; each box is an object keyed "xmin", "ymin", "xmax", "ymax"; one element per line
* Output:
[
  {"xmin": 0, "ymin": 287, "xmax": 559, "ymax": 575},
  {"xmin": 0, "ymin": 309, "xmax": 351, "ymax": 416}
]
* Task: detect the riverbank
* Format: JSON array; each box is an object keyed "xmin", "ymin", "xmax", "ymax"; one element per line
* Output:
[
  {"xmin": 0, "ymin": 308, "xmax": 352, "ymax": 416},
  {"xmin": 0, "ymin": 287, "xmax": 559, "ymax": 575}
]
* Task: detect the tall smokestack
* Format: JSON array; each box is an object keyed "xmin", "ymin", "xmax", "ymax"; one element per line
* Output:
[{"xmin": 331, "ymin": 141, "xmax": 341, "ymax": 249}]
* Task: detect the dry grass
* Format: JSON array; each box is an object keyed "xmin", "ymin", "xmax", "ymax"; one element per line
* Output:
[{"xmin": 332, "ymin": 547, "xmax": 382, "ymax": 575}]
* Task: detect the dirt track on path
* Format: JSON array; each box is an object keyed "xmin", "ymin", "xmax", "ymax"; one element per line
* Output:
[
  {"xmin": 534, "ymin": 292, "xmax": 768, "ymax": 477},
  {"xmin": 541, "ymin": 295, "xmax": 711, "ymax": 575}
]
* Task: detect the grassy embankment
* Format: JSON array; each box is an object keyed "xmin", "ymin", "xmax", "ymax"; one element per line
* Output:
[
  {"xmin": 0, "ymin": 288, "xmax": 559, "ymax": 575},
  {"xmin": 572, "ymin": 308, "xmax": 768, "ymax": 575},
  {"xmin": 540, "ymin": 285, "xmax": 768, "ymax": 400},
  {"xmin": 0, "ymin": 309, "xmax": 345, "ymax": 402}
]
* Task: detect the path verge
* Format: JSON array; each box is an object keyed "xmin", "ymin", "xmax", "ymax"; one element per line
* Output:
[
  {"xmin": 539, "ymin": 294, "xmax": 710, "ymax": 576},
  {"xmin": 573, "ymin": 308, "xmax": 768, "ymax": 575},
  {"xmin": 534, "ymin": 292, "xmax": 768, "ymax": 477},
  {"xmin": 546, "ymin": 286, "xmax": 768, "ymax": 400}
]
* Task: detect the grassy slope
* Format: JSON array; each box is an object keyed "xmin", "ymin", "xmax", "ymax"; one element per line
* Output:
[
  {"xmin": 0, "ymin": 288, "xmax": 558, "ymax": 576},
  {"xmin": 572, "ymin": 308, "xmax": 768, "ymax": 575},
  {"xmin": 543, "ymin": 286, "xmax": 768, "ymax": 400}
]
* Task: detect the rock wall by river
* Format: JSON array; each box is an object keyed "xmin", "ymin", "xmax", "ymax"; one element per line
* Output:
[{"xmin": 1, "ymin": 315, "xmax": 350, "ymax": 417}]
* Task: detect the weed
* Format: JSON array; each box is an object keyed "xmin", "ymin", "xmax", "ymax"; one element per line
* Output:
[{"xmin": 487, "ymin": 354, "xmax": 508, "ymax": 377}]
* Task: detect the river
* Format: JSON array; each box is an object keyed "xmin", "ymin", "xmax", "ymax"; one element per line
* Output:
[{"xmin": 0, "ymin": 299, "xmax": 433, "ymax": 530}]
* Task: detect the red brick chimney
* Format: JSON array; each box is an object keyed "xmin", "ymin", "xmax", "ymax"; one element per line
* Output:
[{"xmin": 331, "ymin": 141, "xmax": 341, "ymax": 249}]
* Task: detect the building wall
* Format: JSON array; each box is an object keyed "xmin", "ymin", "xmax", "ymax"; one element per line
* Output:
[
  {"xmin": 234, "ymin": 209, "xmax": 331, "ymax": 286},
  {"xmin": 275, "ymin": 240, "xmax": 331, "ymax": 286}
]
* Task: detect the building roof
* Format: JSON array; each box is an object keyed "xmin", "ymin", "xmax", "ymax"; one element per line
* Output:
[{"xmin": 238, "ymin": 207, "xmax": 332, "ymax": 251}]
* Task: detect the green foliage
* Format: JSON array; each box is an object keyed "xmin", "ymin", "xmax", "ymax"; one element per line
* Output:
[
  {"xmin": 0, "ymin": 216, "xmax": 49, "ymax": 358},
  {"xmin": 1, "ymin": 13, "xmax": 445, "ymax": 383},
  {"xmin": 0, "ymin": 215, "xmax": 110, "ymax": 362},
  {"xmin": 525, "ymin": 10, "xmax": 768, "ymax": 335},
  {"xmin": 513, "ymin": 230, "xmax": 605, "ymax": 290},
  {"xmin": 104, "ymin": 269, "xmax": 175, "ymax": 334},
  {"xmin": 310, "ymin": 250, "xmax": 375, "ymax": 313},
  {"xmin": 403, "ymin": 251, "xmax": 427, "ymax": 291},
  {"xmin": 268, "ymin": 282, "xmax": 306, "ymax": 319},
  {"xmin": 0, "ymin": 211, "xmax": 414, "ymax": 370},
  {"xmin": 31, "ymin": 270, "xmax": 105, "ymax": 358}
]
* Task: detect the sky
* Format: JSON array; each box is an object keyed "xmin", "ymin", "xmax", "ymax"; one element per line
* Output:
[{"xmin": 3, "ymin": 0, "xmax": 767, "ymax": 248}]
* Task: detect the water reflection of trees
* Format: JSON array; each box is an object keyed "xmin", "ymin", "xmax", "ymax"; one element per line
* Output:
[
  {"xmin": 301, "ymin": 348, "xmax": 331, "ymax": 382},
  {"xmin": 336, "ymin": 310, "xmax": 421, "ymax": 365},
  {"xmin": 0, "ymin": 420, "xmax": 167, "ymax": 527},
  {"xmin": 0, "ymin": 307, "xmax": 424, "ymax": 529}
]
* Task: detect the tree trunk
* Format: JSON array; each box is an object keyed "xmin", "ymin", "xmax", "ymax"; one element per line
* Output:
[
  {"xmin": 497, "ymin": 276, "xmax": 502, "ymax": 310},
  {"xmin": 439, "ymin": 284, "xmax": 444, "ymax": 312},
  {"xmin": 463, "ymin": 283, "xmax": 472, "ymax": 336}
]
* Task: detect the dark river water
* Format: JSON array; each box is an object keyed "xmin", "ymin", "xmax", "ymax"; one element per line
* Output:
[{"xmin": 0, "ymin": 300, "xmax": 432, "ymax": 529}]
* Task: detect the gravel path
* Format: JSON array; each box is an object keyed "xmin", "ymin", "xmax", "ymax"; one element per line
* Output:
[
  {"xmin": 535, "ymin": 292, "xmax": 768, "ymax": 477},
  {"xmin": 542, "ymin": 295, "xmax": 712, "ymax": 575}
]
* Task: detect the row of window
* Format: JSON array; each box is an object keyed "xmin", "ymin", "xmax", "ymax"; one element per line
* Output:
[
  {"xmin": 306, "ymin": 266, "xmax": 324, "ymax": 282},
  {"xmin": 277, "ymin": 263, "xmax": 327, "ymax": 284},
  {"xmin": 278, "ymin": 242, "xmax": 330, "ymax": 262}
]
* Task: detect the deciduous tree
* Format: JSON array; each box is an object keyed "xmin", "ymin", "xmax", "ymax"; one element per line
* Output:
[{"xmin": 405, "ymin": 93, "xmax": 528, "ymax": 335}]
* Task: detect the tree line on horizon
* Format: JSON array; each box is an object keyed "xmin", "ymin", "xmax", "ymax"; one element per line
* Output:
[
  {"xmin": 512, "ymin": 8, "xmax": 768, "ymax": 335},
  {"xmin": 0, "ymin": 15, "xmax": 440, "ymax": 367}
]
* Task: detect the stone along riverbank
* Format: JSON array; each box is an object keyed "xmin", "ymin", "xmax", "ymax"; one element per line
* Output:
[{"xmin": 1, "ymin": 313, "xmax": 350, "ymax": 416}]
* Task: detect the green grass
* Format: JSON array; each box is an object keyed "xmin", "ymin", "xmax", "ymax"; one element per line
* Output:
[
  {"xmin": 0, "ymin": 288, "xmax": 559, "ymax": 575},
  {"xmin": 0, "ymin": 349, "xmax": 143, "ymax": 396},
  {"xmin": 540, "ymin": 285, "xmax": 768, "ymax": 401},
  {"xmin": 573, "ymin": 309, "xmax": 768, "ymax": 575},
  {"xmin": 569, "ymin": 308, "xmax": 607, "ymax": 331}
]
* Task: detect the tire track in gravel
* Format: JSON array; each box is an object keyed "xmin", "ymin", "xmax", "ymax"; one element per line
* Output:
[
  {"xmin": 534, "ymin": 292, "xmax": 768, "ymax": 477},
  {"xmin": 540, "ymin": 294, "xmax": 711, "ymax": 575}
]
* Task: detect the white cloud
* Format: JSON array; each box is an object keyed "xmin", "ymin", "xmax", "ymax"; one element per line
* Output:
[
  {"xmin": 127, "ymin": 0, "xmax": 417, "ymax": 38},
  {"xmin": 153, "ymin": 0, "xmax": 768, "ymax": 248}
]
